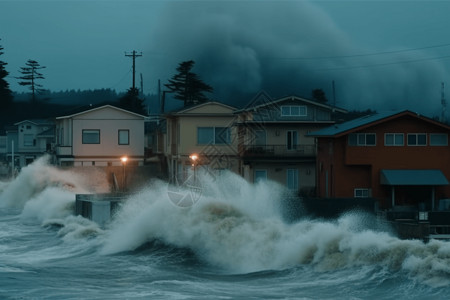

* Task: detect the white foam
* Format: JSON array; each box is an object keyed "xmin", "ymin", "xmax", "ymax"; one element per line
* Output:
[
  {"xmin": 101, "ymin": 171, "xmax": 450, "ymax": 284},
  {"xmin": 3, "ymin": 159, "xmax": 450, "ymax": 284},
  {"xmin": 0, "ymin": 155, "xmax": 110, "ymax": 209}
]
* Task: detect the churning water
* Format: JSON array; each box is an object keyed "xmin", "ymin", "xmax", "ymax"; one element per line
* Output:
[{"xmin": 1, "ymin": 157, "xmax": 450, "ymax": 299}]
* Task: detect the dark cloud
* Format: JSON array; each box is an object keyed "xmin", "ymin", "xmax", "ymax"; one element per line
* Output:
[{"xmin": 146, "ymin": 1, "xmax": 449, "ymax": 116}]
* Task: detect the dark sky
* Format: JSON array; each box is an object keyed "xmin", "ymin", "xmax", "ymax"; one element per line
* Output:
[{"xmin": 2, "ymin": 0, "xmax": 450, "ymax": 116}]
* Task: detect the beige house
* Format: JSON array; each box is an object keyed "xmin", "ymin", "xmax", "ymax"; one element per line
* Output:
[
  {"xmin": 54, "ymin": 105, "xmax": 145, "ymax": 167},
  {"xmin": 164, "ymin": 102, "xmax": 239, "ymax": 180},
  {"xmin": 236, "ymin": 94, "xmax": 347, "ymax": 195}
]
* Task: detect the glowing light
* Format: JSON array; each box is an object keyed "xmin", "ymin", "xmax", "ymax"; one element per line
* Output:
[
  {"xmin": 189, "ymin": 154, "xmax": 198, "ymax": 161},
  {"xmin": 121, "ymin": 156, "xmax": 128, "ymax": 163}
]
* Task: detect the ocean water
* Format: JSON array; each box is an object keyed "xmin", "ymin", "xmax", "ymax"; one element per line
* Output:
[{"xmin": 1, "ymin": 157, "xmax": 450, "ymax": 299}]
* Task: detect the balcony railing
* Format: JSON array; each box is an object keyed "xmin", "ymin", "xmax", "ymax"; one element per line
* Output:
[{"xmin": 241, "ymin": 144, "xmax": 316, "ymax": 158}]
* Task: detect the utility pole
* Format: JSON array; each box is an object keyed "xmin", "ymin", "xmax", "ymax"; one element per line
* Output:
[
  {"xmin": 140, "ymin": 73, "xmax": 144, "ymax": 96},
  {"xmin": 442, "ymin": 82, "xmax": 447, "ymax": 123},
  {"xmin": 125, "ymin": 50, "xmax": 142, "ymax": 89},
  {"xmin": 332, "ymin": 80, "xmax": 336, "ymax": 107}
]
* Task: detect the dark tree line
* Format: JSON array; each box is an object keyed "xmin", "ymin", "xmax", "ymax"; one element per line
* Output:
[
  {"xmin": 0, "ymin": 40, "xmax": 13, "ymax": 109},
  {"xmin": 13, "ymin": 88, "xmax": 121, "ymax": 105}
]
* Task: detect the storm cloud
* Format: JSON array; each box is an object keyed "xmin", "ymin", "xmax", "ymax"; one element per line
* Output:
[{"xmin": 146, "ymin": 1, "xmax": 450, "ymax": 115}]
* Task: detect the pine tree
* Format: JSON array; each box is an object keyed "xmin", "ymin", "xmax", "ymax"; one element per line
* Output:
[
  {"xmin": 17, "ymin": 59, "xmax": 46, "ymax": 102},
  {"xmin": 118, "ymin": 87, "xmax": 146, "ymax": 115},
  {"xmin": 165, "ymin": 60, "xmax": 213, "ymax": 107},
  {"xmin": 312, "ymin": 88, "xmax": 328, "ymax": 104},
  {"xmin": 0, "ymin": 40, "xmax": 13, "ymax": 108}
]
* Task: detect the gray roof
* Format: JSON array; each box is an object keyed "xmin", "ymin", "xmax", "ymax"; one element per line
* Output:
[
  {"xmin": 56, "ymin": 104, "xmax": 146, "ymax": 119},
  {"xmin": 235, "ymin": 95, "xmax": 347, "ymax": 114},
  {"xmin": 37, "ymin": 127, "xmax": 55, "ymax": 137},
  {"xmin": 380, "ymin": 169, "xmax": 449, "ymax": 186},
  {"xmin": 14, "ymin": 119, "xmax": 54, "ymax": 126},
  {"xmin": 308, "ymin": 110, "xmax": 413, "ymax": 137}
]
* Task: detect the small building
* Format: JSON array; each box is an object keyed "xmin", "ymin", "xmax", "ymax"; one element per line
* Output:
[
  {"xmin": 309, "ymin": 110, "xmax": 450, "ymax": 210},
  {"xmin": 54, "ymin": 105, "xmax": 146, "ymax": 167},
  {"xmin": 8, "ymin": 119, "xmax": 55, "ymax": 168},
  {"xmin": 236, "ymin": 93, "xmax": 347, "ymax": 195}
]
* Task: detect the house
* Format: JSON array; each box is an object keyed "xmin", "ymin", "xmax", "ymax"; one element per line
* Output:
[
  {"xmin": 235, "ymin": 93, "xmax": 347, "ymax": 195},
  {"xmin": 7, "ymin": 119, "xmax": 55, "ymax": 168},
  {"xmin": 54, "ymin": 105, "xmax": 145, "ymax": 167},
  {"xmin": 309, "ymin": 110, "xmax": 450, "ymax": 211},
  {"xmin": 164, "ymin": 101, "xmax": 239, "ymax": 180}
]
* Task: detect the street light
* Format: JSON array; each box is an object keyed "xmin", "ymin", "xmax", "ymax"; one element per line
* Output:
[
  {"xmin": 121, "ymin": 156, "xmax": 128, "ymax": 192},
  {"xmin": 189, "ymin": 154, "xmax": 198, "ymax": 181}
]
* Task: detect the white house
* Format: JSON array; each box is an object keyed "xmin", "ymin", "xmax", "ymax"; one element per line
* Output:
[
  {"xmin": 12, "ymin": 119, "xmax": 55, "ymax": 167},
  {"xmin": 54, "ymin": 105, "xmax": 146, "ymax": 167}
]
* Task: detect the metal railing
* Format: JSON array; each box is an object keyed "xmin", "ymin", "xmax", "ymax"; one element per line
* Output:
[{"xmin": 241, "ymin": 144, "xmax": 316, "ymax": 157}]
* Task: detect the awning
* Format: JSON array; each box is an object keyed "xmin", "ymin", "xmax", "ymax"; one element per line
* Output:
[{"xmin": 380, "ymin": 169, "xmax": 449, "ymax": 186}]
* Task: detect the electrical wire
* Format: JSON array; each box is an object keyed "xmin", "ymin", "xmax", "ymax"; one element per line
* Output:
[
  {"xmin": 275, "ymin": 42, "xmax": 450, "ymax": 60},
  {"xmin": 314, "ymin": 54, "xmax": 450, "ymax": 72}
]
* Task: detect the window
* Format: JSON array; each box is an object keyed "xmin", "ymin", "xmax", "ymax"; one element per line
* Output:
[
  {"xmin": 197, "ymin": 127, "xmax": 231, "ymax": 145},
  {"xmin": 24, "ymin": 134, "xmax": 34, "ymax": 146},
  {"xmin": 385, "ymin": 133, "xmax": 404, "ymax": 146},
  {"xmin": 354, "ymin": 188, "xmax": 370, "ymax": 198},
  {"xmin": 254, "ymin": 170, "xmax": 267, "ymax": 182},
  {"xmin": 287, "ymin": 169, "xmax": 299, "ymax": 190},
  {"xmin": 287, "ymin": 130, "xmax": 298, "ymax": 150},
  {"xmin": 215, "ymin": 127, "xmax": 230, "ymax": 144},
  {"xmin": 82, "ymin": 130, "xmax": 100, "ymax": 144},
  {"xmin": 348, "ymin": 133, "xmax": 376, "ymax": 146},
  {"xmin": 430, "ymin": 133, "xmax": 448, "ymax": 146},
  {"xmin": 407, "ymin": 133, "xmax": 426, "ymax": 146},
  {"xmin": 281, "ymin": 105, "xmax": 307, "ymax": 117},
  {"xmin": 118, "ymin": 130, "xmax": 129, "ymax": 145}
]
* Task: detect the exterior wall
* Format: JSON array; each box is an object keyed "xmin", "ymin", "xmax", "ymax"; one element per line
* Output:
[
  {"xmin": 178, "ymin": 116, "xmax": 238, "ymax": 156},
  {"xmin": 72, "ymin": 118, "xmax": 144, "ymax": 158},
  {"xmin": 56, "ymin": 118, "xmax": 73, "ymax": 147},
  {"xmin": 316, "ymin": 115, "xmax": 450, "ymax": 208}
]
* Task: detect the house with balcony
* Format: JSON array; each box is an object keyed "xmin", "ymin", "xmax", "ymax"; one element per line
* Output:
[
  {"xmin": 235, "ymin": 93, "xmax": 347, "ymax": 195},
  {"xmin": 309, "ymin": 109, "xmax": 450, "ymax": 208},
  {"xmin": 164, "ymin": 101, "xmax": 239, "ymax": 180},
  {"xmin": 54, "ymin": 105, "xmax": 145, "ymax": 167},
  {"xmin": 6, "ymin": 119, "xmax": 55, "ymax": 168}
]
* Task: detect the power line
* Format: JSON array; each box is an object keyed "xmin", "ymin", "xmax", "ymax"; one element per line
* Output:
[
  {"xmin": 274, "ymin": 42, "xmax": 450, "ymax": 60},
  {"xmin": 111, "ymin": 67, "xmax": 132, "ymax": 89},
  {"xmin": 314, "ymin": 54, "xmax": 450, "ymax": 72}
]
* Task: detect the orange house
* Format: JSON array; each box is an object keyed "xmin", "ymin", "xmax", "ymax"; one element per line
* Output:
[{"xmin": 309, "ymin": 110, "xmax": 450, "ymax": 210}]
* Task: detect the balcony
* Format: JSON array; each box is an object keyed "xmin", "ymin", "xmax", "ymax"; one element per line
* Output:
[{"xmin": 241, "ymin": 144, "xmax": 316, "ymax": 158}]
